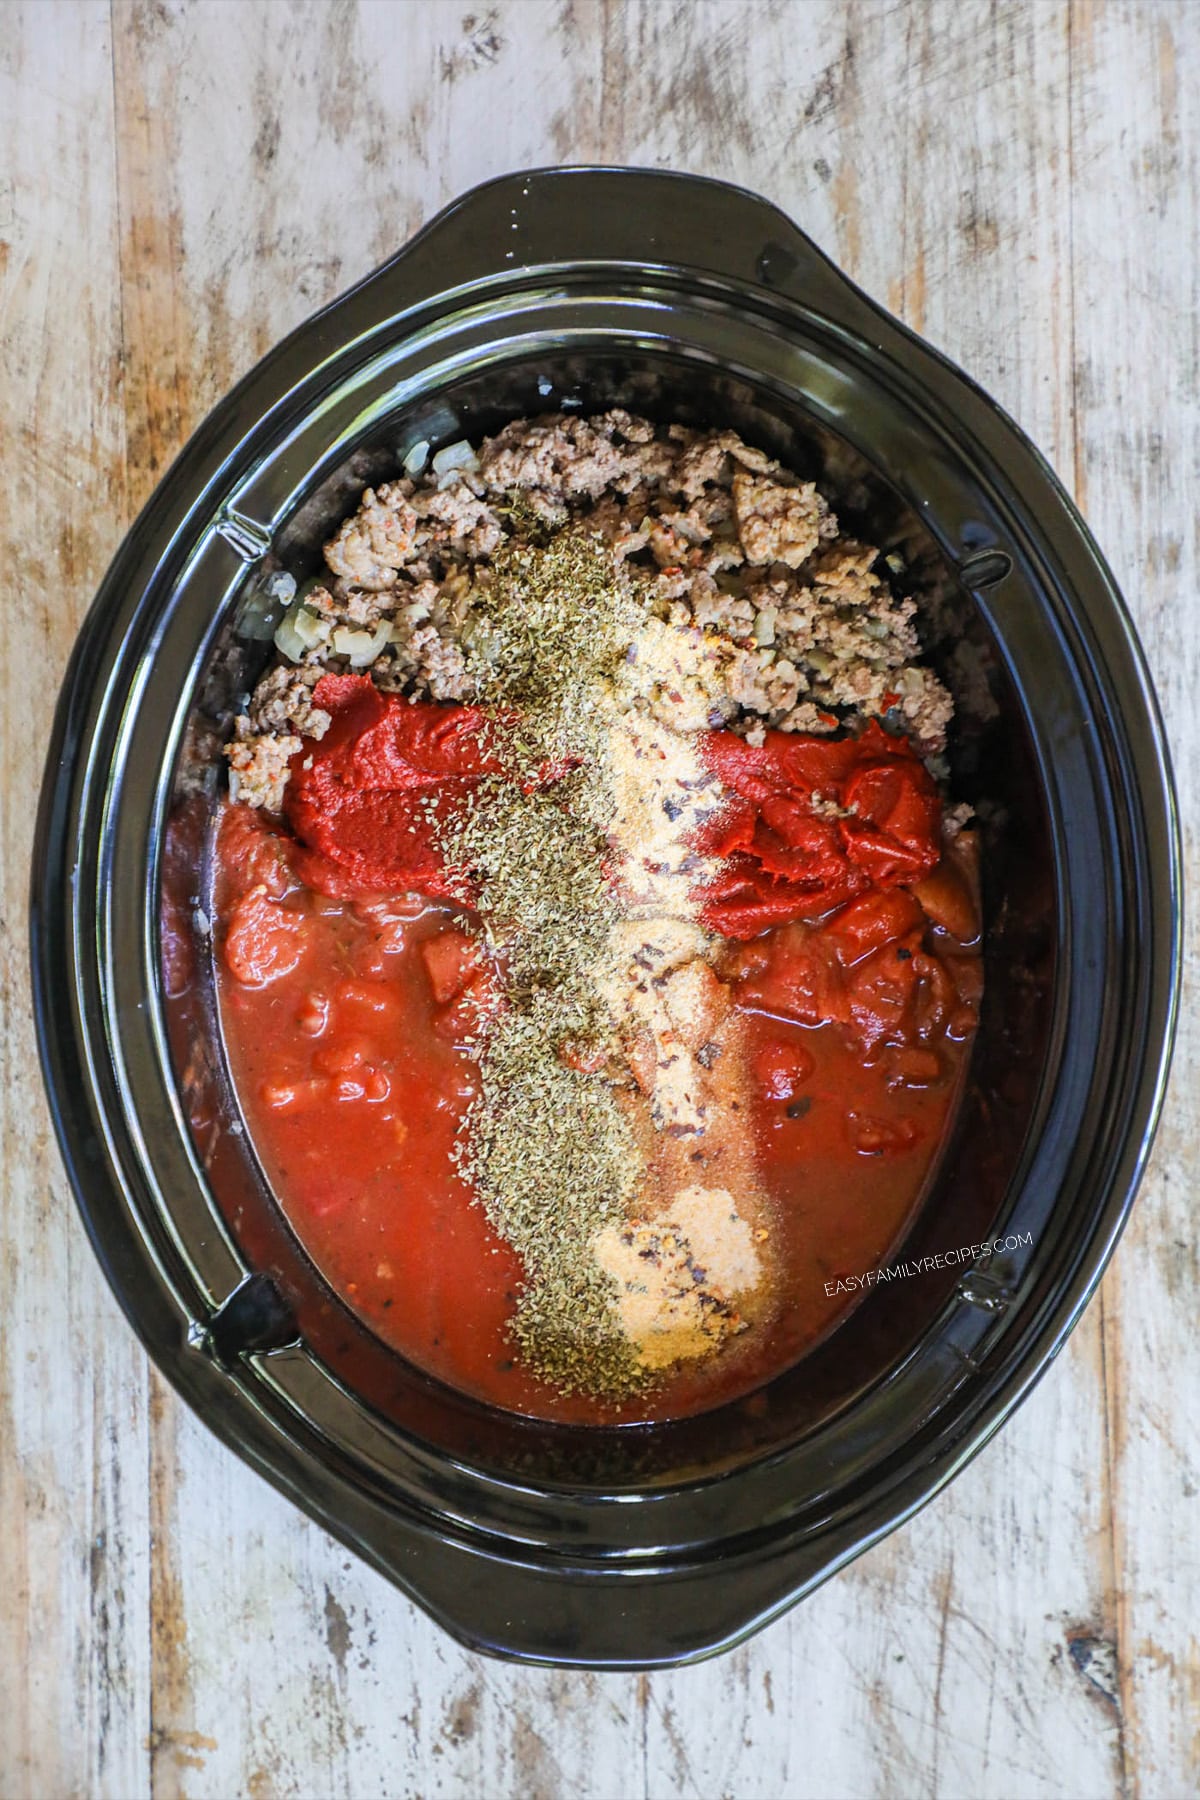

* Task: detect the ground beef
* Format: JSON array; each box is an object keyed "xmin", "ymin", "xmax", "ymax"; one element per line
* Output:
[
  {"xmin": 322, "ymin": 473, "xmax": 505, "ymax": 592},
  {"xmin": 226, "ymin": 730, "xmax": 302, "ymax": 812},
  {"xmin": 433, "ymin": 488, "xmax": 503, "ymax": 558},
  {"xmin": 399, "ymin": 626, "xmax": 474, "ymax": 702},
  {"xmin": 477, "ymin": 412, "xmax": 656, "ymax": 501},
  {"xmin": 670, "ymin": 427, "xmax": 777, "ymax": 500},
  {"xmin": 323, "ymin": 483, "xmax": 418, "ymax": 590},
  {"xmin": 731, "ymin": 473, "xmax": 837, "ymax": 569},
  {"xmin": 229, "ymin": 411, "xmax": 956, "ymax": 809},
  {"xmin": 246, "ymin": 663, "xmax": 332, "ymax": 739}
]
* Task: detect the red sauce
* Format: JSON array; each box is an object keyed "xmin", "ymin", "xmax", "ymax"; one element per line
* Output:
[{"xmin": 212, "ymin": 698, "xmax": 981, "ymax": 1425}]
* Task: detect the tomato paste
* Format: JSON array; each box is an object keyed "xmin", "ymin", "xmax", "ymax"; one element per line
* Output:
[
  {"xmin": 283, "ymin": 675, "xmax": 505, "ymax": 900},
  {"xmin": 696, "ymin": 722, "xmax": 942, "ymax": 937}
]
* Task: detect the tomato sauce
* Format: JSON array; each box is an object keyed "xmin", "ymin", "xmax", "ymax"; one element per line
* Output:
[{"xmin": 212, "ymin": 720, "xmax": 981, "ymax": 1424}]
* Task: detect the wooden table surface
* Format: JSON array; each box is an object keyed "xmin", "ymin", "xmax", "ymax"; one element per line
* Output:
[{"xmin": 4, "ymin": 3, "xmax": 1197, "ymax": 1795}]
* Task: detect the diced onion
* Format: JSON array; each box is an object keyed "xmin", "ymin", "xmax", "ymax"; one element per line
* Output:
[
  {"xmin": 274, "ymin": 601, "xmax": 328, "ymax": 662},
  {"xmin": 402, "ymin": 438, "xmax": 430, "ymax": 476},
  {"xmin": 274, "ymin": 607, "xmax": 307, "ymax": 663},
  {"xmin": 362, "ymin": 620, "xmax": 394, "ymax": 665},
  {"xmin": 236, "ymin": 569, "xmax": 296, "ymax": 641},
  {"xmin": 263, "ymin": 570, "xmax": 297, "ymax": 604},
  {"xmin": 752, "ymin": 606, "xmax": 777, "ymax": 647},
  {"xmin": 332, "ymin": 621, "xmax": 393, "ymax": 667},
  {"xmin": 294, "ymin": 608, "xmax": 329, "ymax": 648},
  {"xmin": 432, "ymin": 438, "xmax": 479, "ymax": 485},
  {"xmin": 332, "ymin": 625, "xmax": 370, "ymax": 659}
]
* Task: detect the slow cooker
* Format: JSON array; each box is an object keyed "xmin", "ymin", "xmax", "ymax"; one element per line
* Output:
[{"xmin": 31, "ymin": 167, "xmax": 1180, "ymax": 1668}]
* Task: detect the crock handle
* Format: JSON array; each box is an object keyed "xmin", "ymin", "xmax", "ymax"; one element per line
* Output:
[{"xmin": 348, "ymin": 165, "xmax": 887, "ymax": 338}]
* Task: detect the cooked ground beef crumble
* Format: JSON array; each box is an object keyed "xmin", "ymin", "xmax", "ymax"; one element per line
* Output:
[{"xmin": 226, "ymin": 410, "xmax": 953, "ymax": 811}]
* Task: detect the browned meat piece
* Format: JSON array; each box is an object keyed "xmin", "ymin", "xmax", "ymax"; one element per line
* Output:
[
  {"xmin": 417, "ymin": 480, "xmax": 504, "ymax": 560},
  {"xmin": 323, "ymin": 482, "xmax": 418, "ymax": 589},
  {"xmin": 732, "ymin": 472, "xmax": 837, "ymax": 568},
  {"xmin": 478, "ymin": 412, "xmax": 653, "ymax": 501},
  {"xmin": 246, "ymin": 663, "xmax": 332, "ymax": 739},
  {"xmin": 225, "ymin": 732, "xmax": 301, "ymax": 812}
]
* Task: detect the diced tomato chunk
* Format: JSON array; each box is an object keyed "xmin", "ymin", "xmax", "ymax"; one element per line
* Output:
[
  {"xmin": 312, "ymin": 1035, "xmax": 371, "ymax": 1077},
  {"xmin": 432, "ymin": 971, "xmax": 500, "ymax": 1043},
  {"xmin": 218, "ymin": 806, "xmax": 298, "ymax": 900},
  {"xmin": 884, "ymin": 1045, "xmax": 943, "ymax": 1089},
  {"xmin": 909, "ymin": 858, "xmax": 980, "ymax": 945},
  {"xmin": 224, "ymin": 885, "xmax": 306, "ymax": 986},
  {"xmin": 733, "ymin": 923, "xmax": 849, "ymax": 1029},
  {"xmin": 334, "ymin": 978, "xmax": 401, "ymax": 1019},
  {"xmin": 847, "ymin": 1111, "xmax": 920, "ymax": 1155},
  {"xmin": 755, "ymin": 1039, "xmax": 816, "ymax": 1101},
  {"xmin": 845, "ymin": 935, "xmax": 924, "ymax": 1048},
  {"xmin": 296, "ymin": 992, "xmax": 329, "ymax": 1036},
  {"xmin": 823, "ymin": 889, "xmax": 926, "ymax": 966},
  {"xmin": 421, "ymin": 929, "xmax": 486, "ymax": 1005}
]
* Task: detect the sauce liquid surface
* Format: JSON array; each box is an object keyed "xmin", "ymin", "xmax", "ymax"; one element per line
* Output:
[{"xmin": 213, "ymin": 805, "xmax": 974, "ymax": 1426}]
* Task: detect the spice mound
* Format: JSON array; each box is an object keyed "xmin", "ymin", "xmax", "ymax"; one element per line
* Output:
[{"xmin": 215, "ymin": 411, "xmax": 982, "ymax": 1414}]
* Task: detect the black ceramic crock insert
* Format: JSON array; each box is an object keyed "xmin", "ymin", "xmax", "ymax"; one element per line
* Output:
[{"xmin": 31, "ymin": 168, "xmax": 1179, "ymax": 1668}]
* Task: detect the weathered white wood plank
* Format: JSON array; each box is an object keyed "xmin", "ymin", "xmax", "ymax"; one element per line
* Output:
[
  {"xmin": 9, "ymin": 0, "xmax": 1199, "ymax": 1794},
  {"xmin": 155, "ymin": 1397, "xmax": 648, "ymax": 1799},
  {"xmin": 1068, "ymin": 3, "xmax": 1200, "ymax": 1791},
  {"xmin": 0, "ymin": 6, "xmax": 152, "ymax": 1799}
]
